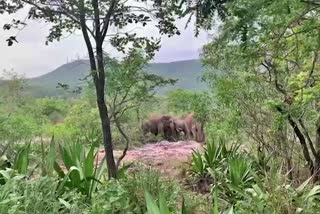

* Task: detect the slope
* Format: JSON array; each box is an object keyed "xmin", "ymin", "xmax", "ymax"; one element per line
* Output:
[{"xmin": 24, "ymin": 59, "xmax": 207, "ymax": 97}]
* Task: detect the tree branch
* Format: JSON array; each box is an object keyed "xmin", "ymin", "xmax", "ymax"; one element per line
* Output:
[
  {"xmin": 101, "ymin": 0, "xmax": 117, "ymax": 42},
  {"xmin": 114, "ymin": 117, "xmax": 129, "ymax": 169},
  {"xmin": 262, "ymin": 61, "xmax": 287, "ymax": 94},
  {"xmin": 301, "ymin": 0, "xmax": 320, "ymax": 6},
  {"xmin": 298, "ymin": 118, "xmax": 318, "ymax": 159},
  {"xmin": 22, "ymin": 0, "xmax": 95, "ymax": 38},
  {"xmin": 79, "ymin": 0, "xmax": 97, "ymax": 81}
]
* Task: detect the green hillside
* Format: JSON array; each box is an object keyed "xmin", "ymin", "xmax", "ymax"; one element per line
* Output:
[{"xmin": 16, "ymin": 59, "xmax": 207, "ymax": 98}]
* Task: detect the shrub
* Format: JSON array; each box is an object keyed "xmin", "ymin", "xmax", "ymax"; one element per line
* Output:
[{"xmin": 0, "ymin": 176, "xmax": 88, "ymax": 214}]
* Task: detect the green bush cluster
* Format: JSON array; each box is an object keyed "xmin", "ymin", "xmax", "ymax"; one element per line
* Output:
[
  {"xmin": 0, "ymin": 138, "xmax": 207, "ymax": 214},
  {"xmin": 189, "ymin": 138, "xmax": 320, "ymax": 213}
]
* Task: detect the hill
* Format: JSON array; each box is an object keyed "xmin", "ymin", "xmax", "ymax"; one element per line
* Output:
[{"xmin": 17, "ymin": 59, "xmax": 207, "ymax": 98}]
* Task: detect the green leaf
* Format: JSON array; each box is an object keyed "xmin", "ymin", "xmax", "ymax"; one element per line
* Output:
[
  {"xmin": 84, "ymin": 143, "xmax": 95, "ymax": 179},
  {"xmin": 297, "ymin": 176, "xmax": 313, "ymax": 193},
  {"xmin": 89, "ymin": 157, "xmax": 106, "ymax": 197},
  {"xmin": 303, "ymin": 185, "xmax": 320, "ymax": 202},
  {"xmin": 224, "ymin": 206, "xmax": 234, "ymax": 214},
  {"xmin": 59, "ymin": 143, "xmax": 74, "ymax": 170},
  {"xmin": 180, "ymin": 196, "xmax": 186, "ymax": 214},
  {"xmin": 56, "ymin": 166, "xmax": 81, "ymax": 195},
  {"xmin": 58, "ymin": 198, "xmax": 71, "ymax": 209},
  {"xmin": 144, "ymin": 190, "xmax": 161, "ymax": 214},
  {"xmin": 213, "ymin": 189, "xmax": 219, "ymax": 214},
  {"xmin": 159, "ymin": 191, "xmax": 170, "ymax": 214},
  {"xmin": 54, "ymin": 161, "xmax": 65, "ymax": 178},
  {"xmin": 13, "ymin": 143, "xmax": 31, "ymax": 174}
]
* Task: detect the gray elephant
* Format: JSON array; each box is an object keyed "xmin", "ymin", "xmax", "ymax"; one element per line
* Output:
[
  {"xmin": 142, "ymin": 114, "xmax": 176, "ymax": 141},
  {"xmin": 170, "ymin": 117, "xmax": 190, "ymax": 140},
  {"xmin": 172, "ymin": 113, "xmax": 205, "ymax": 142}
]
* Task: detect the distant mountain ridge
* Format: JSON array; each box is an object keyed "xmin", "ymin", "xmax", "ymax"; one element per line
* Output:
[{"xmin": 21, "ymin": 59, "xmax": 207, "ymax": 98}]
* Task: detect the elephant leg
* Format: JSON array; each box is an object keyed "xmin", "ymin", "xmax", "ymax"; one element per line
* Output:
[
  {"xmin": 185, "ymin": 124, "xmax": 192, "ymax": 140},
  {"xmin": 157, "ymin": 122, "xmax": 164, "ymax": 139},
  {"xmin": 191, "ymin": 125, "xmax": 197, "ymax": 141},
  {"xmin": 169, "ymin": 122, "xmax": 177, "ymax": 142}
]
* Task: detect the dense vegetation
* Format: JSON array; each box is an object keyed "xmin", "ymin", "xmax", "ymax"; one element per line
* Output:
[{"xmin": 2, "ymin": 0, "xmax": 320, "ymax": 213}]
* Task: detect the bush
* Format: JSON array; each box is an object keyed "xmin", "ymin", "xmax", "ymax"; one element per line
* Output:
[
  {"xmin": 90, "ymin": 166, "xmax": 208, "ymax": 214},
  {"xmin": 188, "ymin": 138, "xmax": 320, "ymax": 213},
  {"xmin": 0, "ymin": 176, "xmax": 88, "ymax": 214}
]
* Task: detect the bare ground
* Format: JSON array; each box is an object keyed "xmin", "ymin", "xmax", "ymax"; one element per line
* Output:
[{"xmin": 95, "ymin": 140, "xmax": 204, "ymax": 179}]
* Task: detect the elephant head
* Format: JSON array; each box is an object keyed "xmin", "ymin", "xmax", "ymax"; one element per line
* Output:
[
  {"xmin": 182, "ymin": 112, "xmax": 205, "ymax": 142},
  {"xmin": 192, "ymin": 122, "xmax": 205, "ymax": 143}
]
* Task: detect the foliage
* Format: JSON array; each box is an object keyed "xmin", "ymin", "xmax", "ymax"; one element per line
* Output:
[
  {"xmin": 0, "ymin": 143, "xmax": 31, "ymax": 185},
  {"xmin": 0, "ymin": 177, "xmax": 88, "ymax": 214},
  {"xmin": 0, "ymin": 73, "xmax": 49, "ymax": 143},
  {"xmin": 85, "ymin": 165, "xmax": 206, "ymax": 213},
  {"xmin": 231, "ymin": 173, "xmax": 320, "ymax": 214},
  {"xmin": 0, "ymin": 113, "xmax": 40, "ymax": 142},
  {"xmin": 189, "ymin": 138, "xmax": 320, "ymax": 213},
  {"xmin": 105, "ymin": 50, "xmax": 176, "ymax": 122},
  {"xmin": 60, "ymin": 98, "xmax": 101, "ymax": 145},
  {"xmin": 53, "ymin": 141, "xmax": 106, "ymax": 198},
  {"xmin": 166, "ymin": 89, "xmax": 213, "ymax": 124},
  {"xmin": 201, "ymin": 0, "xmax": 320, "ymax": 179},
  {"xmin": 144, "ymin": 190, "xmax": 187, "ymax": 214},
  {"xmin": 35, "ymin": 98, "xmax": 68, "ymax": 122},
  {"xmin": 1, "ymin": 0, "xmax": 190, "ymax": 178},
  {"xmin": 190, "ymin": 138, "xmax": 255, "ymax": 201}
]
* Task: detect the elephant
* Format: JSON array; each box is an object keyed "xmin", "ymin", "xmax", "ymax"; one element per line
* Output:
[
  {"xmin": 191, "ymin": 122, "xmax": 205, "ymax": 143},
  {"xmin": 173, "ymin": 112, "xmax": 205, "ymax": 143},
  {"xmin": 141, "ymin": 115, "xmax": 176, "ymax": 141},
  {"xmin": 182, "ymin": 113, "xmax": 196, "ymax": 139},
  {"xmin": 170, "ymin": 117, "xmax": 190, "ymax": 140}
]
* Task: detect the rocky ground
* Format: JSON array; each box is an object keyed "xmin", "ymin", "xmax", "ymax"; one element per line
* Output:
[{"xmin": 96, "ymin": 140, "xmax": 204, "ymax": 179}]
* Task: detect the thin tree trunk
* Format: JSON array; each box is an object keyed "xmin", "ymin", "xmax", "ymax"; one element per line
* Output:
[
  {"xmin": 276, "ymin": 106, "xmax": 314, "ymax": 175},
  {"xmin": 287, "ymin": 116, "xmax": 314, "ymax": 175},
  {"xmin": 299, "ymin": 119, "xmax": 318, "ymax": 159},
  {"xmin": 96, "ymin": 43, "xmax": 117, "ymax": 179},
  {"xmin": 313, "ymin": 117, "xmax": 320, "ymax": 182},
  {"xmin": 79, "ymin": 0, "xmax": 117, "ymax": 179}
]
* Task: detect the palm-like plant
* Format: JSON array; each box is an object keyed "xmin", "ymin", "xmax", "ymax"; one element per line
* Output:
[
  {"xmin": 54, "ymin": 141, "xmax": 106, "ymax": 199},
  {"xmin": 0, "ymin": 143, "xmax": 31, "ymax": 185},
  {"xmin": 144, "ymin": 189, "xmax": 187, "ymax": 214}
]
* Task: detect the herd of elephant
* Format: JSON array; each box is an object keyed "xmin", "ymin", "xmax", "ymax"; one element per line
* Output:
[{"xmin": 141, "ymin": 112, "xmax": 205, "ymax": 143}]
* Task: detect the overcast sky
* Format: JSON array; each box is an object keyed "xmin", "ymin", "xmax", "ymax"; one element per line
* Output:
[{"xmin": 0, "ymin": 7, "xmax": 216, "ymax": 78}]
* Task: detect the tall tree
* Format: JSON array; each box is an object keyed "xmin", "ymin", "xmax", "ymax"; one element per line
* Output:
[
  {"xmin": 1, "ymin": 0, "xmax": 182, "ymax": 178},
  {"xmin": 201, "ymin": 0, "xmax": 320, "ymax": 180}
]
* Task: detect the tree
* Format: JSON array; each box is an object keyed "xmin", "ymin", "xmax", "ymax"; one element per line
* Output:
[
  {"xmin": 104, "ymin": 49, "xmax": 176, "ymax": 168},
  {"xmin": 201, "ymin": 0, "xmax": 320, "ymax": 180},
  {"xmin": 1, "ymin": 0, "xmax": 183, "ymax": 178}
]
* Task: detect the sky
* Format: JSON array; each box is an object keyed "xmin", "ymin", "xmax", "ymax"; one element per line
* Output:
[{"xmin": 0, "ymin": 7, "xmax": 217, "ymax": 78}]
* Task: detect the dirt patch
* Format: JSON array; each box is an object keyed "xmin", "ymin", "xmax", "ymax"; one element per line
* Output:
[{"xmin": 96, "ymin": 141, "xmax": 204, "ymax": 179}]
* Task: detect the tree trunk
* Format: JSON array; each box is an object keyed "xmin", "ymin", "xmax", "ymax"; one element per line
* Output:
[
  {"xmin": 79, "ymin": 0, "xmax": 117, "ymax": 178},
  {"xmin": 287, "ymin": 116, "xmax": 314, "ymax": 175},
  {"xmin": 276, "ymin": 106, "xmax": 314, "ymax": 175},
  {"xmin": 313, "ymin": 117, "xmax": 320, "ymax": 182},
  {"xmin": 95, "ymin": 43, "xmax": 117, "ymax": 179}
]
